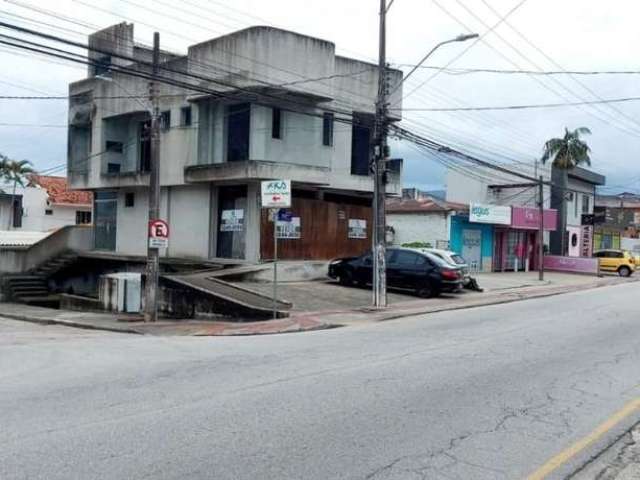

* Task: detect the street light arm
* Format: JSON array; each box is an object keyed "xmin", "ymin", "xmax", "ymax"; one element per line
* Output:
[{"xmin": 391, "ymin": 33, "xmax": 479, "ymax": 94}]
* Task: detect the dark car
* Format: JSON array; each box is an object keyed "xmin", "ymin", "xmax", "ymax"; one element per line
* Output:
[{"xmin": 328, "ymin": 247, "xmax": 464, "ymax": 297}]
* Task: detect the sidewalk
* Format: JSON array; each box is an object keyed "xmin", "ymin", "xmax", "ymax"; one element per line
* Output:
[{"xmin": 0, "ymin": 272, "xmax": 636, "ymax": 336}]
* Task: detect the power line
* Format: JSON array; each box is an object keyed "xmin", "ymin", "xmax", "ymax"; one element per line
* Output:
[
  {"xmin": 393, "ymin": 65, "xmax": 640, "ymax": 76},
  {"xmin": 394, "ymin": 96, "xmax": 640, "ymax": 112}
]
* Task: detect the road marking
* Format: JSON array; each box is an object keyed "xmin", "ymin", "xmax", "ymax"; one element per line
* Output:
[{"xmin": 526, "ymin": 397, "xmax": 640, "ymax": 480}]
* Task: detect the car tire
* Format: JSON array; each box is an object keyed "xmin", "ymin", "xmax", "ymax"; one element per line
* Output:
[
  {"xmin": 618, "ymin": 266, "xmax": 631, "ymax": 277},
  {"xmin": 339, "ymin": 270, "xmax": 354, "ymax": 286},
  {"xmin": 416, "ymin": 284, "xmax": 435, "ymax": 298}
]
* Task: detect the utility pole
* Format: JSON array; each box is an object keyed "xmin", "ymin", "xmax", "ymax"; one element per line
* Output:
[
  {"xmin": 144, "ymin": 32, "xmax": 161, "ymax": 322},
  {"xmin": 372, "ymin": 0, "xmax": 389, "ymax": 308},
  {"xmin": 538, "ymin": 175, "xmax": 545, "ymax": 281}
]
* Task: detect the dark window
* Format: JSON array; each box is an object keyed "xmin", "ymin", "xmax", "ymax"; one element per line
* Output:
[
  {"xmin": 450, "ymin": 254, "xmax": 466, "ymax": 265},
  {"xmin": 45, "ymin": 209, "xmax": 53, "ymax": 216},
  {"xmin": 415, "ymin": 255, "xmax": 430, "ymax": 266},
  {"xmin": 160, "ymin": 110, "xmax": 171, "ymax": 131},
  {"xmin": 227, "ymin": 103, "xmax": 250, "ymax": 162},
  {"xmin": 594, "ymin": 251, "xmax": 604, "ymax": 258},
  {"xmin": 362, "ymin": 253, "xmax": 373, "ymax": 266},
  {"xmin": 106, "ymin": 140, "xmax": 123, "ymax": 153},
  {"xmin": 76, "ymin": 211, "xmax": 92, "ymax": 224},
  {"xmin": 12, "ymin": 197, "xmax": 22, "ymax": 228},
  {"xmin": 180, "ymin": 106, "xmax": 192, "ymax": 127},
  {"xmin": 393, "ymin": 251, "xmax": 419, "ymax": 266},
  {"xmin": 125, "ymin": 192, "xmax": 135, "ymax": 208},
  {"xmin": 612, "ymin": 251, "xmax": 624, "ymax": 258},
  {"xmin": 94, "ymin": 54, "xmax": 111, "ymax": 76},
  {"xmin": 322, "ymin": 112, "xmax": 334, "ymax": 146},
  {"xmin": 107, "ymin": 163, "xmax": 121, "ymax": 174},
  {"xmin": 139, "ymin": 120, "xmax": 151, "ymax": 172},
  {"xmin": 582, "ymin": 194, "xmax": 590, "ymax": 214},
  {"xmin": 271, "ymin": 107, "xmax": 282, "ymax": 139},
  {"xmin": 351, "ymin": 115, "xmax": 372, "ymax": 176}
]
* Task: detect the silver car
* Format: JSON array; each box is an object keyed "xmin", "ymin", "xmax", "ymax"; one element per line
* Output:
[{"xmin": 418, "ymin": 248, "xmax": 471, "ymax": 286}]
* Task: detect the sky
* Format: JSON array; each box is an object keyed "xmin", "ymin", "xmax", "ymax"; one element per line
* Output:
[{"xmin": 1, "ymin": 0, "xmax": 640, "ymax": 194}]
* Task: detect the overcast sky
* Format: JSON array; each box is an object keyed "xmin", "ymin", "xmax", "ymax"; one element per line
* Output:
[{"xmin": 1, "ymin": 0, "xmax": 639, "ymax": 193}]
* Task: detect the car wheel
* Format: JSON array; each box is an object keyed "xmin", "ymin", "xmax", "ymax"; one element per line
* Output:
[
  {"xmin": 339, "ymin": 270, "xmax": 354, "ymax": 286},
  {"xmin": 618, "ymin": 266, "xmax": 631, "ymax": 277},
  {"xmin": 416, "ymin": 284, "xmax": 434, "ymax": 298}
]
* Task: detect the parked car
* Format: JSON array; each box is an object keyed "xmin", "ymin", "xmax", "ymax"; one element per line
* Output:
[
  {"xmin": 593, "ymin": 249, "xmax": 636, "ymax": 277},
  {"xmin": 418, "ymin": 248, "xmax": 471, "ymax": 286},
  {"xmin": 328, "ymin": 247, "xmax": 464, "ymax": 297}
]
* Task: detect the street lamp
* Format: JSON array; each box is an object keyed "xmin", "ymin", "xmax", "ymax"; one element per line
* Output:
[{"xmin": 391, "ymin": 33, "xmax": 479, "ymax": 93}]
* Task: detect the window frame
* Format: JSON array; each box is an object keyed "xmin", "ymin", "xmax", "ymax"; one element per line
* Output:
[
  {"xmin": 180, "ymin": 106, "xmax": 192, "ymax": 127},
  {"xmin": 124, "ymin": 192, "xmax": 135, "ymax": 208},
  {"xmin": 160, "ymin": 110, "xmax": 171, "ymax": 131},
  {"xmin": 322, "ymin": 112, "xmax": 334, "ymax": 147},
  {"xmin": 271, "ymin": 107, "xmax": 282, "ymax": 140}
]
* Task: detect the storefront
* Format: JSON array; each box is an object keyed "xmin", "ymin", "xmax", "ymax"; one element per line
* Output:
[
  {"xmin": 449, "ymin": 210, "xmax": 496, "ymax": 272},
  {"xmin": 493, "ymin": 206, "xmax": 557, "ymax": 272}
]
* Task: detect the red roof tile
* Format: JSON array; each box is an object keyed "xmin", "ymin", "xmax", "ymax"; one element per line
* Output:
[
  {"xmin": 386, "ymin": 196, "xmax": 467, "ymax": 213},
  {"xmin": 27, "ymin": 175, "xmax": 93, "ymax": 206}
]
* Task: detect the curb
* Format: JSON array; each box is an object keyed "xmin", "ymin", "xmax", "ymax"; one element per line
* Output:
[{"xmin": 0, "ymin": 312, "xmax": 142, "ymax": 335}]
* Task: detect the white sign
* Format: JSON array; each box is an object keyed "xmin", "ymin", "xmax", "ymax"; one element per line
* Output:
[
  {"xmin": 469, "ymin": 203, "xmax": 511, "ymax": 225},
  {"xmin": 277, "ymin": 216, "xmax": 301, "ymax": 239},
  {"xmin": 261, "ymin": 180, "xmax": 291, "ymax": 208},
  {"xmin": 220, "ymin": 209, "xmax": 244, "ymax": 232},
  {"xmin": 348, "ymin": 219, "xmax": 367, "ymax": 239},
  {"xmin": 149, "ymin": 237, "xmax": 168, "ymax": 248}
]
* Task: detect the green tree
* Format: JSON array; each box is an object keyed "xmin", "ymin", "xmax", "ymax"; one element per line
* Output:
[
  {"xmin": 541, "ymin": 127, "xmax": 592, "ymax": 169},
  {"xmin": 540, "ymin": 127, "xmax": 592, "ymax": 255},
  {"xmin": 1, "ymin": 155, "xmax": 35, "ymax": 229}
]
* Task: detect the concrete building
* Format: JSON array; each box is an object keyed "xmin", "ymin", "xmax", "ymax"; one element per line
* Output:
[
  {"xmin": 593, "ymin": 192, "xmax": 640, "ymax": 249},
  {"xmin": 445, "ymin": 164, "xmax": 556, "ymax": 272},
  {"xmin": 67, "ymin": 23, "xmax": 403, "ymax": 262},
  {"xmin": 386, "ymin": 194, "xmax": 466, "ymax": 249},
  {"xmin": 0, "ymin": 175, "xmax": 92, "ymax": 232},
  {"xmin": 549, "ymin": 166, "xmax": 605, "ymax": 257}
]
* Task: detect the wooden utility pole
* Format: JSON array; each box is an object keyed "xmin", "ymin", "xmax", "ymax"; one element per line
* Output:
[
  {"xmin": 144, "ymin": 32, "xmax": 161, "ymax": 322},
  {"xmin": 372, "ymin": 0, "xmax": 389, "ymax": 308},
  {"xmin": 538, "ymin": 175, "xmax": 545, "ymax": 281}
]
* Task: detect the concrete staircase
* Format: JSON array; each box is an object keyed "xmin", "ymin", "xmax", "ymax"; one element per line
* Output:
[{"xmin": 3, "ymin": 251, "xmax": 78, "ymax": 308}]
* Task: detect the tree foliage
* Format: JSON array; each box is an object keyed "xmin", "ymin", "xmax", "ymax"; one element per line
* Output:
[{"xmin": 541, "ymin": 127, "xmax": 592, "ymax": 169}]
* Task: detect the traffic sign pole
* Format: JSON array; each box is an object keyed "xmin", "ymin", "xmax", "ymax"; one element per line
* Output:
[{"xmin": 273, "ymin": 208, "xmax": 278, "ymax": 320}]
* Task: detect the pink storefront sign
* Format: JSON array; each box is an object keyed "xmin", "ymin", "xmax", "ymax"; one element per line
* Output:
[
  {"xmin": 511, "ymin": 207, "xmax": 558, "ymax": 231},
  {"xmin": 543, "ymin": 255, "xmax": 599, "ymax": 275}
]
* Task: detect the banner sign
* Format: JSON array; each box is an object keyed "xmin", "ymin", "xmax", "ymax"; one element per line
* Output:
[
  {"xmin": 511, "ymin": 207, "xmax": 557, "ymax": 231},
  {"xmin": 543, "ymin": 255, "xmax": 599, "ymax": 275},
  {"xmin": 220, "ymin": 209, "xmax": 244, "ymax": 232},
  {"xmin": 469, "ymin": 203, "xmax": 511, "ymax": 225},
  {"xmin": 276, "ymin": 216, "xmax": 301, "ymax": 239},
  {"xmin": 581, "ymin": 225, "xmax": 593, "ymax": 257},
  {"xmin": 348, "ymin": 219, "xmax": 367, "ymax": 239}
]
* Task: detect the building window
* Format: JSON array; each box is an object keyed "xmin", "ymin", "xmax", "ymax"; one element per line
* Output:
[
  {"xmin": 125, "ymin": 192, "xmax": 135, "ymax": 207},
  {"xmin": 139, "ymin": 120, "xmax": 151, "ymax": 172},
  {"xmin": 322, "ymin": 112, "xmax": 334, "ymax": 146},
  {"xmin": 106, "ymin": 140, "xmax": 124, "ymax": 153},
  {"xmin": 94, "ymin": 54, "xmax": 111, "ymax": 77},
  {"xmin": 45, "ymin": 209, "xmax": 53, "ymax": 216},
  {"xmin": 76, "ymin": 211, "xmax": 92, "ymax": 225},
  {"xmin": 582, "ymin": 194, "xmax": 590, "ymax": 214},
  {"xmin": 12, "ymin": 198, "xmax": 22, "ymax": 228},
  {"xmin": 180, "ymin": 106, "xmax": 192, "ymax": 127},
  {"xmin": 226, "ymin": 103, "xmax": 250, "ymax": 162},
  {"xmin": 271, "ymin": 107, "xmax": 282, "ymax": 139},
  {"xmin": 574, "ymin": 194, "xmax": 579, "ymax": 218},
  {"xmin": 351, "ymin": 114, "xmax": 372, "ymax": 176},
  {"xmin": 160, "ymin": 110, "xmax": 171, "ymax": 131}
]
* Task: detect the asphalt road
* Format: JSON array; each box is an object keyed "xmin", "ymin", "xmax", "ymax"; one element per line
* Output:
[{"xmin": 2, "ymin": 283, "xmax": 640, "ymax": 480}]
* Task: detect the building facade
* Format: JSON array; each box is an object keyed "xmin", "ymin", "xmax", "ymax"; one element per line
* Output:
[
  {"xmin": 445, "ymin": 164, "xmax": 557, "ymax": 272},
  {"xmin": 68, "ymin": 24, "xmax": 403, "ymax": 262},
  {"xmin": 0, "ymin": 175, "xmax": 92, "ymax": 232},
  {"xmin": 593, "ymin": 193, "xmax": 640, "ymax": 250}
]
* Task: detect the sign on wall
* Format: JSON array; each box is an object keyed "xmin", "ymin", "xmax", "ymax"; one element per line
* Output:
[
  {"xmin": 348, "ymin": 219, "xmax": 367, "ymax": 239},
  {"xmin": 220, "ymin": 209, "xmax": 244, "ymax": 232},
  {"xmin": 276, "ymin": 216, "xmax": 301, "ymax": 239},
  {"xmin": 261, "ymin": 180, "xmax": 291, "ymax": 208},
  {"xmin": 543, "ymin": 255, "xmax": 599, "ymax": 275},
  {"xmin": 469, "ymin": 203, "xmax": 511, "ymax": 225},
  {"xmin": 581, "ymin": 225, "xmax": 593, "ymax": 257}
]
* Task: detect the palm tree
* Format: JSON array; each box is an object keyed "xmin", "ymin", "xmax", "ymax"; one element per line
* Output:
[
  {"xmin": 540, "ymin": 127, "xmax": 592, "ymax": 255},
  {"xmin": 541, "ymin": 127, "xmax": 592, "ymax": 169},
  {"xmin": 1, "ymin": 155, "xmax": 35, "ymax": 229}
]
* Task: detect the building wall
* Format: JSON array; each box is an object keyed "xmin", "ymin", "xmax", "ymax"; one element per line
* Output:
[
  {"xmin": 166, "ymin": 184, "xmax": 211, "ymax": 259},
  {"xmin": 387, "ymin": 212, "xmax": 450, "ymax": 248},
  {"xmin": 449, "ymin": 215, "xmax": 494, "ymax": 272},
  {"xmin": 565, "ymin": 177, "xmax": 594, "ymax": 227},
  {"xmin": 0, "ymin": 186, "xmax": 91, "ymax": 232}
]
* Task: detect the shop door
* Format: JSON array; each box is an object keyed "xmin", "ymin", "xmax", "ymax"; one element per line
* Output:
[
  {"xmin": 216, "ymin": 186, "xmax": 247, "ymax": 259},
  {"xmin": 505, "ymin": 230, "xmax": 528, "ymax": 271},
  {"xmin": 462, "ymin": 229, "xmax": 482, "ymax": 272},
  {"xmin": 94, "ymin": 191, "xmax": 117, "ymax": 251}
]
